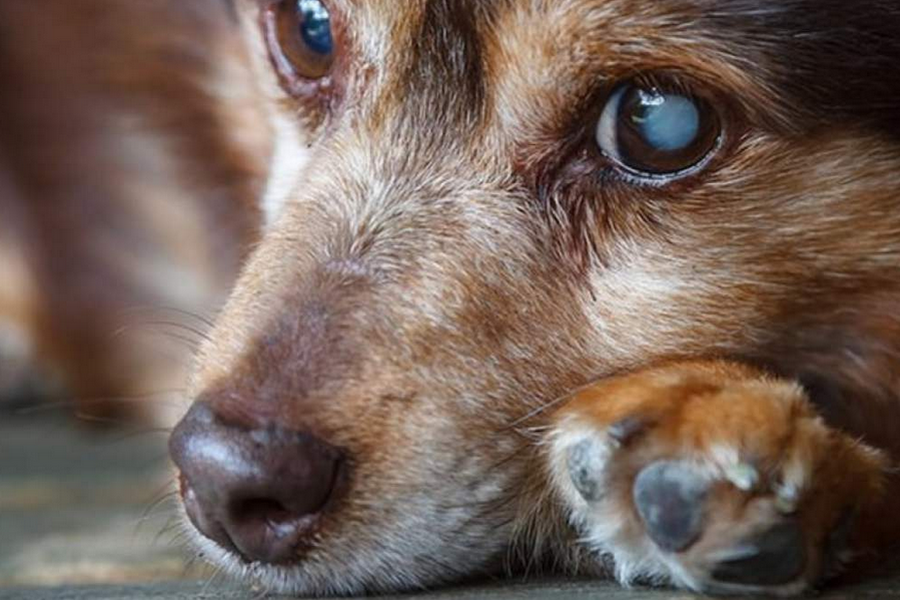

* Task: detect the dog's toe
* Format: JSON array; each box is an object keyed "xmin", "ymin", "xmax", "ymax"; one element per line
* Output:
[{"xmin": 566, "ymin": 437, "xmax": 608, "ymax": 502}]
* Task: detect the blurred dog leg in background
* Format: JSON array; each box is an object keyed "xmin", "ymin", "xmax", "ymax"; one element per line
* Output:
[
  {"xmin": 0, "ymin": 0, "xmax": 269, "ymax": 423},
  {"xmin": 0, "ymin": 162, "xmax": 40, "ymax": 408}
]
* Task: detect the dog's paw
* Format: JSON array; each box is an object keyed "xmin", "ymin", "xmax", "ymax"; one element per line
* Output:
[{"xmin": 548, "ymin": 361, "xmax": 887, "ymax": 596}]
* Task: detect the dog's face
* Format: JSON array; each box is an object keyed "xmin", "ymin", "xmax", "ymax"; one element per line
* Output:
[{"xmin": 172, "ymin": 0, "xmax": 900, "ymax": 594}]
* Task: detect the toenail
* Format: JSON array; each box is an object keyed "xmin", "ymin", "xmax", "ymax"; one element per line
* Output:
[
  {"xmin": 774, "ymin": 484, "xmax": 801, "ymax": 515},
  {"xmin": 725, "ymin": 463, "xmax": 759, "ymax": 492}
]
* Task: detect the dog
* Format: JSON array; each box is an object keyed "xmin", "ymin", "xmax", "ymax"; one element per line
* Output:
[{"xmin": 4, "ymin": 0, "xmax": 900, "ymax": 597}]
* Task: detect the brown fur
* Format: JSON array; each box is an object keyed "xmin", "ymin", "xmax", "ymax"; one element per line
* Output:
[{"xmin": 3, "ymin": 0, "xmax": 900, "ymax": 595}]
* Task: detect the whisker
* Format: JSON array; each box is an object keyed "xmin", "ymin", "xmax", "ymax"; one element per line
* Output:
[
  {"xmin": 133, "ymin": 493, "xmax": 179, "ymax": 539},
  {"xmin": 136, "ymin": 490, "xmax": 178, "ymax": 527},
  {"xmin": 15, "ymin": 389, "xmax": 186, "ymax": 415},
  {"xmin": 142, "ymin": 480, "xmax": 178, "ymax": 516},
  {"xmin": 173, "ymin": 529, "xmax": 194, "ymax": 545},
  {"xmin": 137, "ymin": 451, "xmax": 173, "ymax": 470},
  {"xmin": 503, "ymin": 376, "xmax": 610, "ymax": 431},
  {"xmin": 155, "ymin": 516, "xmax": 183, "ymax": 547},
  {"xmin": 182, "ymin": 551, "xmax": 204, "ymax": 576},
  {"xmin": 117, "ymin": 305, "xmax": 217, "ymax": 330},
  {"xmin": 73, "ymin": 412, "xmax": 132, "ymax": 427},
  {"xmin": 202, "ymin": 563, "xmax": 226, "ymax": 595},
  {"xmin": 139, "ymin": 320, "xmax": 212, "ymax": 343},
  {"xmin": 140, "ymin": 329, "xmax": 203, "ymax": 353},
  {"xmin": 109, "ymin": 320, "xmax": 212, "ymax": 350},
  {"xmin": 512, "ymin": 424, "xmax": 552, "ymax": 443},
  {"xmin": 486, "ymin": 443, "xmax": 530, "ymax": 472},
  {"xmin": 251, "ymin": 584, "xmax": 272, "ymax": 600},
  {"xmin": 109, "ymin": 427, "xmax": 173, "ymax": 443}
]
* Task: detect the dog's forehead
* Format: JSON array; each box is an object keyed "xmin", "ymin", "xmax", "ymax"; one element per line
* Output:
[
  {"xmin": 330, "ymin": 0, "xmax": 759, "ymax": 149},
  {"xmin": 342, "ymin": 0, "xmax": 747, "ymax": 89},
  {"xmin": 329, "ymin": 0, "xmax": 900, "ymax": 140}
]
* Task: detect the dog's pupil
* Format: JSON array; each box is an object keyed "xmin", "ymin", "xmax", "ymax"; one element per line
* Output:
[
  {"xmin": 297, "ymin": 0, "xmax": 332, "ymax": 56},
  {"xmin": 627, "ymin": 89, "xmax": 700, "ymax": 152}
]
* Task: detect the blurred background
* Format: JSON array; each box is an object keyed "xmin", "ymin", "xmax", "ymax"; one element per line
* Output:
[{"xmin": 0, "ymin": 0, "xmax": 267, "ymax": 594}]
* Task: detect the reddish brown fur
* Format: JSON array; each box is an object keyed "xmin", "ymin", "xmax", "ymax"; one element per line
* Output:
[{"xmin": 3, "ymin": 0, "xmax": 900, "ymax": 596}]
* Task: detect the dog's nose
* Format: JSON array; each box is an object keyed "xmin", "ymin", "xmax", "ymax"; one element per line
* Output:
[{"xmin": 169, "ymin": 401, "xmax": 343, "ymax": 564}]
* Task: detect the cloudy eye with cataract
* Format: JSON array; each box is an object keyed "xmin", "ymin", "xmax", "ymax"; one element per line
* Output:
[{"xmin": 596, "ymin": 82, "xmax": 721, "ymax": 178}]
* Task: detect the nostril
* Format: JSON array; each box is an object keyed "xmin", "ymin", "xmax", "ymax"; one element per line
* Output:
[
  {"xmin": 179, "ymin": 479, "xmax": 241, "ymax": 555},
  {"xmin": 233, "ymin": 498, "xmax": 298, "ymax": 530},
  {"xmin": 222, "ymin": 486, "xmax": 339, "ymax": 563}
]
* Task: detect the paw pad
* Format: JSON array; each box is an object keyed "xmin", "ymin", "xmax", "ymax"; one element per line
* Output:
[
  {"xmin": 566, "ymin": 438, "xmax": 607, "ymax": 502},
  {"xmin": 633, "ymin": 460, "xmax": 709, "ymax": 553},
  {"xmin": 711, "ymin": 519, "xmax": 806, "ymax": 586}
]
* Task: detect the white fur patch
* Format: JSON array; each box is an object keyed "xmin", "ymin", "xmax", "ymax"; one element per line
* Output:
[{"xmin": 262, "ymin": 112, "xmax": 311, "ymax": 226}]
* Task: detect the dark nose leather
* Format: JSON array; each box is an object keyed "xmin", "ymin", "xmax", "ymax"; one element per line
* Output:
[{"xmin": 169, "ymin": 401, "xmax": 343, "ymax": 564}]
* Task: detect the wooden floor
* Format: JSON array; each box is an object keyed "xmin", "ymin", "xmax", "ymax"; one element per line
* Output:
[{"xmin": 2, "ymin": 409, "xmax": 898, "ymax": 599}]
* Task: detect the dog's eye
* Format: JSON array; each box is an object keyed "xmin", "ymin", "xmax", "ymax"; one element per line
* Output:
[
  {"xmin": 267, "ymin": 0, "xmax": 335, "ymax": 83},
  {"xmin": 596, "ymin": 83, "xmax": 720, "ymax": 177}
]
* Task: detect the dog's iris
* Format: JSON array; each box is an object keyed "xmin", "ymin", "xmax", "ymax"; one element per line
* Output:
[
  {"xmin": 596, "ymin": 82, "xmax": 721, "ymax": 178},
  {"xmin": 297, "ymin": 0, "xmax": 333, "ymax": 56},
  {"xmin": 269, "ymin": 0, "xmax": 335, "ymax": 86}
]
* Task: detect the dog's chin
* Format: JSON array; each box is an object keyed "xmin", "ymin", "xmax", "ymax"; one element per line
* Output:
[
  {"xmin": 181, "ymin": 522, "xmax": 381, "ymax": 596},
  {"xmin": 183, "ymin": 528, "xmax": 399, "ymax": 596},
  {"xmin": 177, "ymin": 503, "xmax": 507, "ymax": 597}
]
